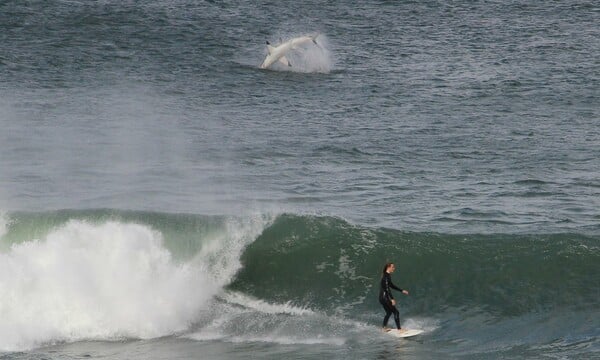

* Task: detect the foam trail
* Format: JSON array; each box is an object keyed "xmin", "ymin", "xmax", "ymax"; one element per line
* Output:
[
  {"xmin": 221, "ymin": 291, "xmax": 315, "ymax": 316},
  {"xmin": 186, "ymin": 294, "xmax": 346, "ymax": 347},
  {"xmin": 0, "ymin": 216, "xmax": 270, "ymax": 352}
]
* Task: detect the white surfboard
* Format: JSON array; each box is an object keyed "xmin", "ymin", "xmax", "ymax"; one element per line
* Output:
[{"xmin": 386, "ymin": 328, "xmax": 424, "ymax": 338}]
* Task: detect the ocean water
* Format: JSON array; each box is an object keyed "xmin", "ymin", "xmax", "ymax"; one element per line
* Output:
[{"xmin": 0, "ymin": 0, "xmax": 599, "ymax": 359}]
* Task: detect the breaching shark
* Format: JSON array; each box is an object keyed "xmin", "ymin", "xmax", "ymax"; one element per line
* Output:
[{"xmin": 259, "ymin": 34, "xmax": 320, "ymax": 69}]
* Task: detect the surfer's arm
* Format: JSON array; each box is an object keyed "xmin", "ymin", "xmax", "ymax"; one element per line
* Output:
[
  {"xmin": 390, "ymin": 281, "xmax": 409, "ymax": 295},
  {"xmin": 389, "ymin": 281, "xmax": 403, "ymax": 292}
]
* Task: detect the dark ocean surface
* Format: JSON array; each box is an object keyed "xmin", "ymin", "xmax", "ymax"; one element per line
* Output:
[{"xmin": 1, "ymin": 1, "xmax": 598, "ymax": 358}]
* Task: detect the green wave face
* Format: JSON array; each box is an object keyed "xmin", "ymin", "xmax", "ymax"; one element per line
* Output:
[{"xmin": 231, "ymin": 214, "xmax": 599, "ymax": 317}]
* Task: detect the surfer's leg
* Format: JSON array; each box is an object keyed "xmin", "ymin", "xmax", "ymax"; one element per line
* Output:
[
  {"xmin": 381, "ymin": 300, "xmax": 393, "ymax": 328},
  {"xmin": 381, "ymin": 301, "xmax": 398, "ymax": 328},
  {"xmin": 392, "ymin": 306, "xmax": 401, "ymax": 329},
  {"xmin": 383, "ymin": 308, "xmax": 392, "ymax": 328}
]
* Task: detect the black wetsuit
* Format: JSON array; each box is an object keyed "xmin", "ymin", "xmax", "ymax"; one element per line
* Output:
[{"xmin": 379, "ymin": 272, "xmax": 404, "ymax": 329}]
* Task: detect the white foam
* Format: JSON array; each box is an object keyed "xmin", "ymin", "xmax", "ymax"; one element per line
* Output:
[{"xmin": 0, "ymin": 216, "xmax": 270, "ymax": 352}]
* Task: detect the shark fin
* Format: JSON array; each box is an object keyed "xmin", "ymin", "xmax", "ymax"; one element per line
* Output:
[{"xmin": 279, "ymin": 56, "xmax": 291, "ymax": 67}]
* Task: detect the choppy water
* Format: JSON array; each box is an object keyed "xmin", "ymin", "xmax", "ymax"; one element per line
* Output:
[{"xmin": 1, "ymin": 0, "xmax": 599, "ymax": 359}]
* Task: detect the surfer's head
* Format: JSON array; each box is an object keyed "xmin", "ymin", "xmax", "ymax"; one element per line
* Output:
[{"xmin": 382, "ymin": 262, "xmax": 395, "ymax": 275}]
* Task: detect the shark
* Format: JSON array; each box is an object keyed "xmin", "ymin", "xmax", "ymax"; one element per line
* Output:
[{"xmin": 259, "ymin": 34, "xmax": 320, "ymax": 69}]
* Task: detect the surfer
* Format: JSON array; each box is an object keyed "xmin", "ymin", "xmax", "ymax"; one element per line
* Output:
[{"xmin": 379, "ymin": 262, "xmax": 409, "ymax": 331}]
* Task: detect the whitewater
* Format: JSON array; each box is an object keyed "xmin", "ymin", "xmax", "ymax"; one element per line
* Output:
[{"xmin": 0, "ymin": 215, "xmax": 270, "ymax": 352}]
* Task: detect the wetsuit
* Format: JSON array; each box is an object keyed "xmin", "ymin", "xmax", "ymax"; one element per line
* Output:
[{"xmin": 379, "ymin": 272, "xmax": 404, "ymax": 329}]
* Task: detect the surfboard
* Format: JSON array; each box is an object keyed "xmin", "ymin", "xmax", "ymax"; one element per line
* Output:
[{"xmin": 385, "ymin": 328, "xmax": 424, "ymax": 338}]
